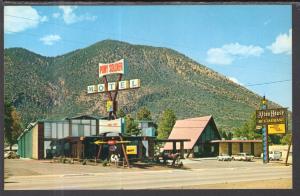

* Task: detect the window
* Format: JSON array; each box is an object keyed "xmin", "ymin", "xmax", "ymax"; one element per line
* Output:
[
  {"xmin": 51, "ymin": 123, "xmax": 57, "ymax": 138},
  {"xmin": 72, "ymin": 120, "xmax": 80, "ymax": 124},
  {"xmin": 57, "ymin": 123, "xmax": 63, "ymax": 139},
  {"xmin": 91, "ymin": 120, "xmax": 96, "ymax": 135},
  {"xmin": 63, "ymin": 123, "xmax": 69, "ymax": 137},
  {"xmin": 44, "ymin": 123, "xmax": 51, "ymax": 138},
  {"xmin": 72, "ymin": 124, "xmax": 79, "ymax": 136},
  {"xmin": 84, "ymin": 125, "xmax": 90, "ymax": 136},
  {"xmin": 81, "ymin": 120, "xmax": 90, "ymax": 125},
  {"xmin": 78, "ymin": 125, "xmax": 84, "ymax": 136}
]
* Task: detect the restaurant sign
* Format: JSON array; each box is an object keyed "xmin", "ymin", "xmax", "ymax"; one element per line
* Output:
[
  {"xmin": 256, "ymin": 108, "xmax": 287, "ymax": 125},
  {"xmin": 268, "ymin": 124, "xmax": 286, "ymax": 134}
]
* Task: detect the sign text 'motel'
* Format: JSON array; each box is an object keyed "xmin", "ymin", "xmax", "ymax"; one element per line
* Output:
[{"xmin": 87, "ymin": 79, "xmax": 141, "ymax": 94}]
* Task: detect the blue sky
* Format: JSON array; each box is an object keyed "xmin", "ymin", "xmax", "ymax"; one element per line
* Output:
[{"xmin": 4, "ymin": 5, "xmax": 292, "ymax": 110}]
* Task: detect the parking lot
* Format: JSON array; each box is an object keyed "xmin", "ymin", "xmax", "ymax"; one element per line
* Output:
[{"xmin": 4, "ymin": 157, "xmax": 292, "ymax": 190}]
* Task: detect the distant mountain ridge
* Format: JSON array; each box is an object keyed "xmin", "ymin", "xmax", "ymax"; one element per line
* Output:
[{"xmin": 4, "ymin": 40, "xmax": 281, "ymax": 131}]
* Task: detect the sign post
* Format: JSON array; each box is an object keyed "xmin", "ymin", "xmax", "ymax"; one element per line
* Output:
[
  {"xmin": 262, "ymin": 125, "xmax": 269, "ymax": 163},
  {"xmin": 261, "ymin": 96, "xmax": 268, "ymax": 163},
  {"xmin": 256, "ymin": 96, "xmax": 288, "ymax": 164}
]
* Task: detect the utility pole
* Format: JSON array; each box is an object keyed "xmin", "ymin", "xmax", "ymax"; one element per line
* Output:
[
  {"xmin": 261, "ymin": 96, "xmax": 269, "ymax": 164},
  {"xmin": 285, "ymin": 135, "xmax": 292, "ymax": 166}
]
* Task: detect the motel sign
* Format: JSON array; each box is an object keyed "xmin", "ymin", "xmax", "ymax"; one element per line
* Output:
[
  {"xmin": 87, "ymin": 79, "xmax": 141, "ymax": 94},
  {"xmin": 87, "ymin": 59, "xmax": 140, "ymax": 119},
  {"xmin": 99, "ymin": 59, "xmax": 127, "ymax": 77}
]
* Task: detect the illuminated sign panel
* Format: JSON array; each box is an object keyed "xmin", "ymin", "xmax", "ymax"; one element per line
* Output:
[
  {"xmin": 87, "ymin": 79, "xmax": 140, "ymax": 94},
  {"xmin": 106, "ymin": 101, "xmax": 114, "ymax": 112},
  {"xmin": 98, "ymin": 84, "xmax": 105, "ymax": 92},
  {"xmin": 119, "ymin": 80, "xmax": 129, "ymax": 90},
  {"xmin": 87, "ymin": 85, "xmax": 95, "ymax": 94},
  {"xmin": 268, "ymin": 124, "xmax": 286, "ymax": 134},
  {"xmin": 99, "ymin": 118, "xmax": 123, "ymax": 134},
  {"xmin": 108, "ymin": 82, "xmax": 116, "ymax": 91},
  {"xmin": 126, "ymin": 146, "xmax": 137, "ymax": 155},
  {"xmin": 256, "ymin": 108, "xmax": 287, "ymax": 125},
  {"xmin": 130, "ymin": 79, "xmax": 141, "ymax": 88},
  {"xmin": 99, "ymin": 59, "xmax": 126, "ymax": 78}
]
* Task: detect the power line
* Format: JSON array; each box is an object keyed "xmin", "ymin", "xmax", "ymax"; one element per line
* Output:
[
  {"xmin": 244, "ymin": 79, "xmax": 291, "ymax": 87},
  {"xmin": 5, "ymin": 14, "xmax": 292, "ymax": 75},
  {"xmin": 5, "ymin": 29, "xmax": 292, "ymax": 88},
  {"xmin": 5, "ymin": 15, "xmax": 292, "ymax": 86},
  {"xmin": 4, "ymin": 14, "xmax": 209, "ymax": 54}
]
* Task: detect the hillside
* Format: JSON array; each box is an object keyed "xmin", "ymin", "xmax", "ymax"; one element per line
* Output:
[{"xmin": 4, "ymin": 40, "xmax": 281, "ymax": 131}]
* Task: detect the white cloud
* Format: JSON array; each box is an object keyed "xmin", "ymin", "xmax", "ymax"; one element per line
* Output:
[
  {"xmin": 228, "ymin": 77, "xmax": 243, "ymax": 86},
  {"xmin": 52, "ymin": 12, "xmax": 60, "ymax": 18},
  {"xmin": 40, "ymin": 34, "xmax": 61, "ymax": 45},
  {"xmin": 267, "ymin": 29, "xmax": 292, "ymax": 55},
  {"xmin": 58, "ymin": 6, "xmax": 97, "ymax": 24},
  {"xmin": 206, "ymin": 43, "xmax": 264, "ymax": 65},
  {"xmin": 206, "ymin": 48, "xmax": 233, "ymax": 65},
  {"xmin": 4, "ymin": 6, "xmax": 47, "ymax": 34}
]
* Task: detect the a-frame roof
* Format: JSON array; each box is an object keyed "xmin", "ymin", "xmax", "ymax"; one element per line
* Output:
[{"xmin": 163, "ymin": 115, "xmax": 220, "ymax": 150}]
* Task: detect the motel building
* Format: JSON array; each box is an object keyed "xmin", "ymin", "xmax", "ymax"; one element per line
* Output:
[
  {"xmin": 163, "ymin": 116, "xmax": 262, "ymax": 158},
  {"xmin": 17, "ymin": 114, "xmax": 262, "ymax": 160},
  {"xmin": 17, "ymin": 115, "xmax": 157, "ymax": 160}
]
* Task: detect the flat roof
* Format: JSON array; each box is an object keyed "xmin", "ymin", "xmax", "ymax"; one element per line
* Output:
[
  {"xmin": 156, "ymin": 139, "xmax": 191, "ymax": 143},
  {"xmin": 210, "ymin": 140, "xmax": 262, "ymax": 143}
]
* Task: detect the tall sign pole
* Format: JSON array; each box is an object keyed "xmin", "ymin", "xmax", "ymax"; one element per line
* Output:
[
  {"xmin": 87, "ymin": 59, "xmax": 141, "ymax": 120},
  {"xmin": 102, "ymin": 74, "xmax": 123, "ymax": 120},
  {"xmin": 256, "ymin": 96, "xmax": 287, "ymax": 164},
  {"xmin": 261, "ymin": 96, "xmax": 269, "ymax": 163}
]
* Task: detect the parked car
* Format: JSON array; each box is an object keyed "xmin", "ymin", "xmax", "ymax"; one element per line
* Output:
[
  {"xmin": 4, "ymin": 151, "xmax": 19, "ymax": 159},
  {"xmin": 233, "ymin": 153, "xmax": 254, "ymax": 161},
  {"xmin": 260, "ymin": 151, "xmax": 282, "ymax": 161},
  {"xmin": 217, "ymin": 154, "xmax": 233, "ymax": 161},
  {"xmin": 269, "ymin": 151, "xmax": 282, "ymax": 161}
]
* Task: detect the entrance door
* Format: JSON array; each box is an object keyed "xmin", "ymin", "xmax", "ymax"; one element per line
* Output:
[{"xmin": 228, "ymin": 143, "xmax": 232, "ymax": 156}]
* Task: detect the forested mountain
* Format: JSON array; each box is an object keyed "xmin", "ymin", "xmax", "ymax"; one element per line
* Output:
[{"xmin": 4, "ymin": 40, "xmax": 282, "ymax": 131}]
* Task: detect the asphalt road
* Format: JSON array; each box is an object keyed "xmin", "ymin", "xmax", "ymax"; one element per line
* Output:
[{"xmin": 5, "ymin": 164, "xmax": 291, "ymax": 190}]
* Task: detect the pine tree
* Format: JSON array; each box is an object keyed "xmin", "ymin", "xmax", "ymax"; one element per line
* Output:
[
  {"xmin": 124, "ymin": 115, "xmax": 140, "ymax": 136},
  {"xmin": 117, "ymin": 108, "xmax": 126, "ymax": 118},
  {"xmin": 233, "ymin": 112, "xmax": 262, "ymax": 140},
  {"xmin": 4, "ymin": 101, "xmax": 23, "ymax": 150},
  {"xmin": 136, "ymin": 106, "xmax": 152, "ymax": 121},
  {"xmin": 157, "ymin": 109, "xmax": 177, "ymax": 139}
]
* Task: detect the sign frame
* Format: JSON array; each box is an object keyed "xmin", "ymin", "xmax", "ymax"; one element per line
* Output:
[{"xmin": 99, "ymin": 59, "xmax": 127, "ymax": 78}]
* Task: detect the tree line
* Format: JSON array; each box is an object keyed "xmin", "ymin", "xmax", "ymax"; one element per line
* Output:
[
  {"xmin": 117, "ymin": 106, "xmax": 176, "ymax": 139},
  {"xmin": 4, "ymin": 103, "xmax": 291, "ymax": 151},
  {"xmin": 219, "ymin": 112, "xmax": 291, "ymax": 145}
]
